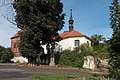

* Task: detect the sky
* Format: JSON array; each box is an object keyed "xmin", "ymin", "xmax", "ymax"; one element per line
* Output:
[{"xmin": 0, "ymin": 0, "xmax": 116, "ymax": 47}]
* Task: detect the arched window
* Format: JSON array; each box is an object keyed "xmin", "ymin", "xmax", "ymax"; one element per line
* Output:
[{"xmin": 75, "ymin": 40, "xmax": 80, "ymax": 46}]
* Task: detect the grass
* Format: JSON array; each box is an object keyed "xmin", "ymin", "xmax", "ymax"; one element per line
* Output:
[
  {"xmin": 26, "ymin": 64, "xmax": 111, "ymax": 80},
  {"xmin": 27, "ymin": 74, "xmax": 72, "ymax": 80},
  {"xmin": 27, "ymin": 73, "xmax": 113, "ymax": 80}
]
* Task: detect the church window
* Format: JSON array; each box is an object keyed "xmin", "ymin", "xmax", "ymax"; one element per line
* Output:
[
  {"xmin": 87, "ymin": 41, "xmax": 89, "ymax": 43},
  {"xmin": 75, "ymin": 40, "xmax": 80, "ymax": 46}
]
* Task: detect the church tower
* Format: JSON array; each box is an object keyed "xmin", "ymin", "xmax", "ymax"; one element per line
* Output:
[{"xmin": 69, "ymin": 9, "xmax": 74, "ymax": 31}]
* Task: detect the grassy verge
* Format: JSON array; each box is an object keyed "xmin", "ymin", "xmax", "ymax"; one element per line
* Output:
[
  {"xmin": 27, "ymin": 73, "xmax": 113, "ymax": 80},
  {"xmin": 28, "ymin": 74, "xmax": 71, "ymax": 80}
]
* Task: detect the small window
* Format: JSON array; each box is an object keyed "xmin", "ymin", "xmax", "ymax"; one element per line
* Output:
[
  {"xmin": 75, "ymin": 40, "xmax": 80, "ymax": 46},
  {"xmin": 87, "ymin": 41, "xmax": 89, "ymax": 43}
]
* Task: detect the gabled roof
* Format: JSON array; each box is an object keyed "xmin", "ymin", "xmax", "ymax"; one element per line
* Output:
[
  {"xmin": 11, "ymin": 30, "xmax": 91, "ymax": 40},
  {"xmin": 59, "ymin": 30, "xmax": 91, "ymax": 40},
  {"xmin": 11, "ymin": 31, "xmax": 20, "ymax": 39}
]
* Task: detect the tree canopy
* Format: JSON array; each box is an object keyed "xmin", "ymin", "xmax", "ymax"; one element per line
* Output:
[
  {"xmin": 12, "ymin": 0, "xmax": 65, "ymax": 62},
  {"xmin": 109, "ymin": 0, "xmax": 120, "ymax": 79},
  {"xmin": 91, "ymin": 34, "xmax": 106, "ymax": 46},
  {"xmin": 0, "ymin": 46, "xmax": 13, "ymax": 63}
]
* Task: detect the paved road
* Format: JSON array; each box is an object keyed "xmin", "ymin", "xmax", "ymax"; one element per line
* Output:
[
  {"xmin": 0, "ymin": 64, "xmax": 39, "ymax": 80},
  {"xmin": 0, "ymin": 64, "xmax": 81, "ymax": 80},
  {"xmin": 0, "ymin": 64, "xmax": 85, "ymax": 74},
  {"xmin": 0, "ymin": 64, "xmax": 85, "ymax": 80},
  {"xmin": 0, "ymin": 64, "xmax": 106, "ymax": 80}
]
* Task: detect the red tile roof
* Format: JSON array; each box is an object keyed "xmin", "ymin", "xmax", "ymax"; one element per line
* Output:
[
  {"xmin": 59, "ymin": 30, "xmax": 91, "ymax": 40},
  {"xmin": 11, "ymin": 31, "xmax": 20, "ymax": 39},
  {"xmin": 11, "ymin": 30, "xmax": 91, "ymax": 40}
]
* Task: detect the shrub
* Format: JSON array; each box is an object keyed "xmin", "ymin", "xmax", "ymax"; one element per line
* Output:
[
  {"xmin": 0, "ymin": 46, "xmax": 5, "ymax": 58},
  {"xmin": 109, "ymin": 67, "xmax": 120, "ymax": 80},
  {"xmin": 54, "ymin": 52, "xmax": 60, "ymax": 64},
  {"xmin": 74, "ymin": 43, "xmax": 109, "ymax": 59},
  {"xmin": 59, "ymin": 50, "xmax": 84, "ymax": 68},
  {"xmin": 0, "ymin": 48, "xmax": 13, "ymax": 63}
]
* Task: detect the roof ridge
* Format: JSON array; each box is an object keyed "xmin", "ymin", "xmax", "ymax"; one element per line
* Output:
[{"xmin": 59, "ymin": 30, "xmax": 89, "ymax": 39}]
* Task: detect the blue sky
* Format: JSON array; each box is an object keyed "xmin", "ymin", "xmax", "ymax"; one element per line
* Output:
[
  {"xmin": 61, "ymin": 0, "xmax": 113, "ymax": 37},
  {"xmin": 0, "ymin": 0, "xmax": 116, "ymax": 47}
]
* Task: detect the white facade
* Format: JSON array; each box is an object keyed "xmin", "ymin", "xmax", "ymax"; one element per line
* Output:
[{"xmin": 57, "ymin": 37, "xmax": 91, "ymax": 51}]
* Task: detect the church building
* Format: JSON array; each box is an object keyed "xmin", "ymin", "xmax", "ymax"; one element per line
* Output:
[
  {"xmin": 10, "ymin": 9, "xmax": 91, "ymax": 63},
  {"xmin": 56, "ymin": 9, "xmax": 91, "ymax": 52}
]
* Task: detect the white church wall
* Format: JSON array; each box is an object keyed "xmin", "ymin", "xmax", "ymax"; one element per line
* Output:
[
  {"xmin": 42, "ymin": 45, "xmax": 47, "ymax": 54},
  {"xmin": 58, "ymin": 37, "xmax": 91, "ymax": 51},
  {"xmin": 42, "ymin": 37, "xmax": 91, "ymax": 53}
]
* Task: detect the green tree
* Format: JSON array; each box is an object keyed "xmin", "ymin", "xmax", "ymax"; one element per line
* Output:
[
  {"xmin": 74, "ymin": 42, "xmax": 109, "ymax": 59},
  {"xmin": 0, "ymin": 45, "xmax": 5, "ymax": 59},
  {"xmin": 93, "ymin": 42, "xmax": 109, "ymax": 59},
  {"xmin": 0, "ymin": 46, "xmax": 13, "ymax": 63},
  {"xmin": 91, "ymin": 34, "xmax": 106, "ymax": 46},
  {"xmin": 109, "ymin": 0, "xmax": 120, "ymax": 79},
  {"xmin": 90, "ymin": 34, "xmax": 109, "ymax": 59},
  {"xmin": 12, "ymin": 0, "xmax": 65, "ymax": 63},
  {"xmin": 0, "ymin": 48, "xmax": 13, "ymax": 63},
  {"xmin": 0, "ymin": 45, "xmax": 5, "ymax": 53}
]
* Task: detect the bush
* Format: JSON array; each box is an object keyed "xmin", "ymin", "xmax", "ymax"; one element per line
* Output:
[
  {"xmin": 59, "ymin": 50, "xmax": 84, "ymax": 68},
  {"xmin": 54, "ymin": 52, "xmax": 60, "ymax": 64},
  {"xmin": 58, "ymin": 43, "xmax": 109, "ymax": 68},
  {"xmin": 0, "ymin": 48, "xmax": 13, "ymax": 63},
  {"xmin": 109, "ymin": 67, "xmax": 120, "ymax": 80},
  {"xmin": 74, "ymin": 43, "xmax": 109, "ymax": 59},
  {"xmin": 0, "ymin": 46, "xmax": 5, "ymax": 57}
]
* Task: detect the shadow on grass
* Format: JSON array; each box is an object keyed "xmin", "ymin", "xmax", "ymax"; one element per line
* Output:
[{"xmin": 26, "ymin": 73, "xmax": 114, "ymax": 80}]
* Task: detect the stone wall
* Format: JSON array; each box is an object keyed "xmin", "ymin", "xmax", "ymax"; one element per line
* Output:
[{"xmin": 83, "ymin": 56, "xmax": 108, "ymax": 70}]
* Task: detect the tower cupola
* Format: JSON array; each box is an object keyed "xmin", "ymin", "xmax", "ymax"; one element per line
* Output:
[{"xmin": 69, "ymin": 9, "xmax": 74, "ymax": 31}]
